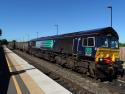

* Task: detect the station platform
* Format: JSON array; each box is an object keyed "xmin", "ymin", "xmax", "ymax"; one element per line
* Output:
[{"xmin": 3, "ymin": 46, "xmax": 72, "ymax": 94}]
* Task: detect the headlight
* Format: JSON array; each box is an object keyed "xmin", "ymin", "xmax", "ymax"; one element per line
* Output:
[{"xmin": 100, "ymin": 58, "xmax": 103, "ymax": 61}]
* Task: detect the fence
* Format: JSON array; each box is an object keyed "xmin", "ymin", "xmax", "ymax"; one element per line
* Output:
[{"xmin": 120, "ymin": 47, "xmax": 125, "ymax": 61}]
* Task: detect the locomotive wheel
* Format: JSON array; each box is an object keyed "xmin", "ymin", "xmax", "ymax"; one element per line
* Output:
[
  {"xmin": 121, "ymin": 69, "xmax": 124, "ymax": 78},
  {"xmin": 107, "ymin": 67, "xmax": 114, "ymax": 82},
  {"xmin": 55, "ymin": 56, "xmax": 66, "ymax": 66},
  {"xmin": 95, "ymin": 65, "xmax": 106, "ymax": 81},
  {"xmin": 65, "ymin": 57, "xmax": 75, "ymax": 69},
  {"xmin": 49, "ymin": 55, "xmax": 55, "ymax": 62},
  {"xmin": 95, "ymin": 69, "xmax": 106, "ymax": 81},
  {"xmin": 55, "ymin": 56, "xmax": 62, "ymax": 65}
]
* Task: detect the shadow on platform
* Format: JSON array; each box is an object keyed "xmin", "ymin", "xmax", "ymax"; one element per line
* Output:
[{"xmin": 0, "ymin": 46, "xmax": 11, "ymax": 94}]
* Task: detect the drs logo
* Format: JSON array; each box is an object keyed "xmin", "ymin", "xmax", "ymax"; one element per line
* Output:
[{"xmin": 85, "ymin": 47, "xmax": 92, "ymax": 56}]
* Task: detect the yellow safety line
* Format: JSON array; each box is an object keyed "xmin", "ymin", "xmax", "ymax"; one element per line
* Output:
[
  {"xmin": 11, "ymin": 76, "xmax": 22, "ymax": 94},
  {"xmin": 5, "ymin": 48, "xmax": 45, "ymax": 94},
  {"xmin": 6, "ymin": 56, "xmax": 22, "ymax": 94}
]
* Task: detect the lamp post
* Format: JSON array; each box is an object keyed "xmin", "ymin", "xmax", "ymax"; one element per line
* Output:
[
  {"xmin": 37, "ymin": 32, "xmax": 38, "ymax": 39},
  {"xmin": 107, "ymin": 6, "xmax": 112, "ymax": 27},
  {"xmin": 26, "ymin": 33, "xmax": 30, "ymax": 41},
  {"xmin": 0, "ymin": 29, "xmax": 2, "ymax": 36},
  {"xmin": 54, "ymin": 24, "xmax": 59, "ymax": 35}
]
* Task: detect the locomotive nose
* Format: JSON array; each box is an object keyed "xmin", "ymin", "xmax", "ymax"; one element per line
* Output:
[{"xmin": 95, "ymin": 48, "xmax": 119, "ymax": 64}]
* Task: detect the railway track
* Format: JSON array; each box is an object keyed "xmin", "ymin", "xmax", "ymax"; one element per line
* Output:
[{"xmin": 14, "ymin": 49, "xmax": 125, "ymax": 94}]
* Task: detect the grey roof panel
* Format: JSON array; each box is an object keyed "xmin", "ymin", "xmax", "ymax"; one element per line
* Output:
[{"xmin": 30, "ymin": 27, "xmax": 118, "ymax": 41}]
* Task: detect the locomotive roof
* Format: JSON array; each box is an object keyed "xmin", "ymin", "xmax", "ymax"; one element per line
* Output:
[{"xmin": 30, "ymin": 27, "xmax": 119, "ymax": 41}]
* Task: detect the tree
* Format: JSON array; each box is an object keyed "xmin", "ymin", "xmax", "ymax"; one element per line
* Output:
[{"xmin": 1, "ymin": 39, "xmax": 8, "ymax": 45}]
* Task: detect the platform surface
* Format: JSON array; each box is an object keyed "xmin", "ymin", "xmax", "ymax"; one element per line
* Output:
[{"xmin": 4, "ymin": 46, "xmax": 72, "ymax": 94}]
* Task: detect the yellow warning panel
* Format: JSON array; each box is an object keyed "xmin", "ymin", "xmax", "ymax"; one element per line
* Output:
[{"xmin": 95, "ymin": 48, "xmax": 119, "ymax": 62}]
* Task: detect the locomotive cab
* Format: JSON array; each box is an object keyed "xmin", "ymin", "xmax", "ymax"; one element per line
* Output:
[
  {"xmin": 95, "ymin": 33, "xmax": 124, "ymax": 80},
  {"xmin": 96, "ymin": 35, "xmax": 119, "ymax": 63}
]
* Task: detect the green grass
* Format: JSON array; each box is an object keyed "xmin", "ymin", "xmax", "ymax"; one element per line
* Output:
[{"xmin": 119, "ymin": 43, "xmax": 125, "ymax": 47}]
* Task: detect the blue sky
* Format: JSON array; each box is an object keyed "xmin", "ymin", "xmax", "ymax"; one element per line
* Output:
[{"xmin": 0, "ymin": 0, "xmax": 125, "ymax": 43}]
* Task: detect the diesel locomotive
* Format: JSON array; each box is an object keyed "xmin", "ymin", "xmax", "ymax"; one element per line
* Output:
[{"xmin": 9, "ymin": 27, "xmax": 124, "ymax": 81}]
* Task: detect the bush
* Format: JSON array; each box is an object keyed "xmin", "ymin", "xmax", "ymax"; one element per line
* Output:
[
  {"xmin": 119, "ymin": 43, "xmax": 125, "ymax": 47},
  {"xmin": 0, "ymin": 39, "xmax": 8, "ymax": 45}
]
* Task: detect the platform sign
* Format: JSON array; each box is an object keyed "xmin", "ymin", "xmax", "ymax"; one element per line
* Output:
[{"xmin": 36, "ymin": 40, "xmax": 54, "ymax": 48}]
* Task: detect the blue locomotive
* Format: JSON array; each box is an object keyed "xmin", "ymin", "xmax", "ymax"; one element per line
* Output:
[{"xmin": 9, "ymin": 27, "xmax": 124, "ymax": 81}]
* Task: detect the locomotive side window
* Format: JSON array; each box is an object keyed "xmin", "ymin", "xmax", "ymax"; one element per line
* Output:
[
  {"xmin": 83, "ymin": 38, "xmax": 87, "ymax": 46},
  {"xmin": 88, "ymin": 38, "xmax": 94, "ymax": 46},
  {"xmin": 82, "ymin": 37, "xmax": 95, "ymax": 47}
]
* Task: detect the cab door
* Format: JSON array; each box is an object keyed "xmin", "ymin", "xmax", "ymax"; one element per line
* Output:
[{"xmin": 73, "ymin": 38, "xmax": 79, "ymax": 54}]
